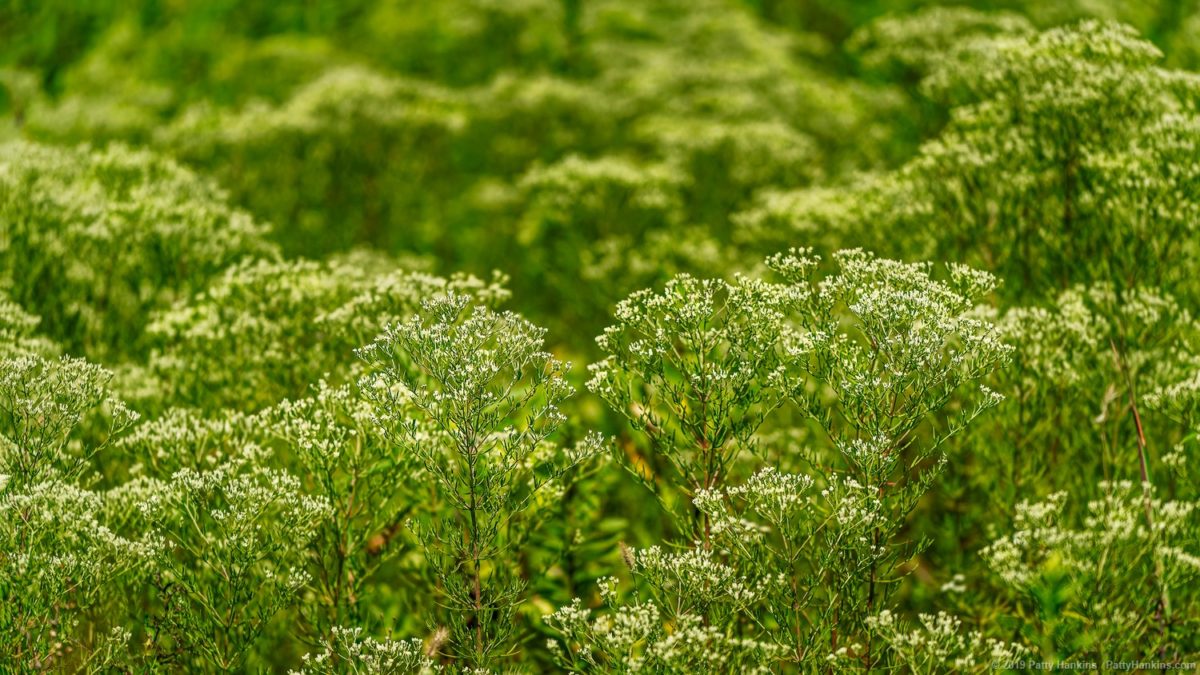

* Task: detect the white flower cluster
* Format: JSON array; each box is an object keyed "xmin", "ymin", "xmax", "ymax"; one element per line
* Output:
[
  {"xmin": 117, "ymin": 405, "xmax": 255, "ymax": 473},
  {"xmin": 821, "ymin": 474, "xmax": 886, "ymax": 536},
  {"xmin": 0, "ymin": 140, "xmax": 275, "ymax": 358},
  {"xmin": 293, "ymin": 626, "xmax": 437, "ymax": 675},
  {"xmin": 1145, "ymin": 369, "xmax": 1200, "ymax": 423},
  {"xmin": 984, "ymin": 481, "xmax": 1200, "ymax": 589},
  {"xmin": 632, "ymin": 545, "xmax": 766, "ymax": 609},
  {"xmin": 640, "ymin": 613, "xmax": 783, "ymax": 674},
  {"xmin": 546, "ymin": 597, "xmax": 784, "ymax": 674},
  {"xmin": 693, "ymin": 467, "xmax": 815, "ymax": 542},
  {"xmin": 728, "ymin": 467, "xmax": 814, "ymax": 515},
  {"xmin": 982, "ymin": 490, "xmax": 1072, "ymax": 587},
  {"xmin": 1, "ymin": 479, "xmax": 162, "ymax": 587},
  {"xmin": 866, "ymin": 610, "xmax": 1030, "ymax": 671},
  {"xmin": 147, "ymin": 256, "xmax": 506, "ymax": 408},
  {"xmin": 0, "ymin": 354, "xmax": 138, "ymax": 484},
  {"xmin": 997, "ymin": 284, "xmax": 1194, "ymax": 393},
  {"xmin": 360, "ymin": 293, "xmax": 570, "ymax": 416}
]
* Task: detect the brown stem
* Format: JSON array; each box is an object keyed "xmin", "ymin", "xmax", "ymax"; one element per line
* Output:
[{"xmin": 1109, "ymin": 339, "xmax": 1171, "ymax": 651}]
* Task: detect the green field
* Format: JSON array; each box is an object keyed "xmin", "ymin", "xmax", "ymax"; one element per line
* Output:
[{"xmin": 1, "ymin": 1, "xmax": 1199, "ymax": 672}]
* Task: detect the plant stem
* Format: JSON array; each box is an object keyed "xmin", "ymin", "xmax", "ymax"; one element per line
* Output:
[{"xmin": 1109, "ymin": 339, "xmax": 1171, "ymax": 652}]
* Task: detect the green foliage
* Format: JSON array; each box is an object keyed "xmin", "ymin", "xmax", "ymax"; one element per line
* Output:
[
  {"xmin": 4, "ymin": 2, "xmax": 1200, "ymax": 672},
  {"xmin": 564, "ymin": 251, "xmax": 1011, "ymax": 670},
  {"xmin": 358, "ymin": 295, "xmax": 603, "ymax": 670},
  {"xmin": 141, "ymin": 447, "xmax": 331, "ymax": 670},
  {"xmin": 983, "ymin": 482, "xmax": 1200, "ymax": 658},
  {"xmin": 144, "ymin": 255, "xmax": 506, "ymax": 410},
  {"xmin": 0, "ymin": 354, "xmax": 150, "ymax": 671},
  {"xmin": 0, "ymin": 141, "xmax": 276, "ymax": 360}
]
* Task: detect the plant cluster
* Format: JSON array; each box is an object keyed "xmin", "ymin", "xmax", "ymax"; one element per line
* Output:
[
  {"xmin": 2, "ymin": 1, "xmax": 1200, "ymax": 672},
  {"xmin": 552, "ymin": 250, "xmax": 1010, "ymax": 671}
]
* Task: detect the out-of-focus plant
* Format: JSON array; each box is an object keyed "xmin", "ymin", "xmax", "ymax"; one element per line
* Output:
[
  {"xmin": 0, "ymin": 141, "xmax": 275, "ymax": 360},
  {"xmin": 498, "ymin": 154, "xmax": 722, "ymax": 341},
  {"xmin": 162, "ymin": 67, "xmax": 467, "ymax": 258},
  {"xmin": 982, "ymin": 482, "xmax": 1200, "ymax": 660},
  {"xmin": 0, "ymin": 293, "xmax": 56, "ymax": 359},
  {"xmin": 911, "ymin": 21, "xmax": 1198, "ymax": 299},
  {"xmin": 860, "ymin": 610, "xmax": 1030, "ymax": 673},
  {"xmin": 144, "ymin": 255, "xmax": 507, "ymax": 411},
  {"xmin": 849, "ymin": 7, "xmax": 1034, "ymax": 85}
]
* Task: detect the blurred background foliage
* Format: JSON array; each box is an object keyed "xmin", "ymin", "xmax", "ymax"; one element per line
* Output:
[{"xmin": 4, "ymin": 0, "xmax": 1195, "ymax": 342}]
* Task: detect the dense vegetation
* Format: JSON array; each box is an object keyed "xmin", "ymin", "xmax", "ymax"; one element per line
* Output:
[{"xmin": 2, "ymin": 0, "xmax": 1199, "ymax": 672}]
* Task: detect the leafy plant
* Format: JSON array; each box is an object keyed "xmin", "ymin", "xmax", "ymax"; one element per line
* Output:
[
  {"xmin": 553, "ymin": 250, "xmax": 1010, "ymax": 670},
  {"xmin": 3, "ymin": 2, "xmax": 1200, "ymax": 671},
  {"xmin": 0, "ymin": 141, "xmax": 275, "ymax": 360},
  {"xmin": 359, "ymin": 295, "xmax": 602, "ymax": 670},
  {"xmin": 0, "ymin": 355, "xmax": 150, "ymax": 671},
  {"xmin": 140, "ymin": 446, "xmax": 330, "ymax": 670}
]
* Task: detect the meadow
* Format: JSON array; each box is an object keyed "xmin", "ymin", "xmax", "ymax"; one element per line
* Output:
[{"xmin": 1, "ymin": 0, "xmax": 1199, "ymax": 672}]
